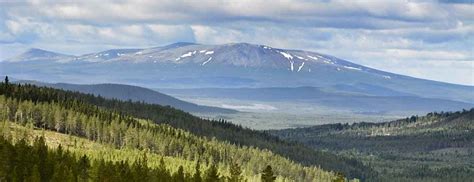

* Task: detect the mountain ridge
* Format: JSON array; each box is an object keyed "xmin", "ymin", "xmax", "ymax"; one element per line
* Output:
[
  {"xmin": 2, "ymin": 42, "xmax": 473, "ymax": 104},
  {"xmin": 14, "ymin": 80, "xmax": 237, "ymax": 114}
]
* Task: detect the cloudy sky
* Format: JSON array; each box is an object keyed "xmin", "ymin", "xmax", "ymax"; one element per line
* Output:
[{"xmin": 1, "ymin": 0, "xmax": 473, "ymax": 85}]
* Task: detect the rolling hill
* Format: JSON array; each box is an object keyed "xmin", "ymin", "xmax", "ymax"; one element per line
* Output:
[
  {"xmin": 15, "ymin": 80, "xmax": 236, "ymax": 114},
  {"xmin": 269, "ymin": 109, "xmax": 474, "ymax": 181}
]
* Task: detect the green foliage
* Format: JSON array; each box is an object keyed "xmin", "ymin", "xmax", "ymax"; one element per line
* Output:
[
  {"xmin": 0, "ymin": 135, "xmax": 173, "ymax": 182},
  {"xmin": 0, "ymin": 82, "xmax": 345, "ymax": 181},
  {"xmin": 271, "ymin": 109, "xmax": 474, "ymax": 181},
  {"xmin": 228, "ymin": 162, "xmax": 243, "ymax": 182},
  {"xmin": 0, "ymin": 82, "xmax": 372, "ymax": 179},
  {"xmin": 193, "ymin": 161, "xmax": 203, "ymax": 182},
  {"xmin": 204, "ymin": 164, "xmax": 220, "ymax": 182}
]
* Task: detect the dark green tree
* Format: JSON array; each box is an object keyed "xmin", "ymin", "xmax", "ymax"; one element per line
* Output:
[
  {"xmin": 204, "ymin": 164, "xmax": 220, "ymax": 182},
  {"xmin": 173, "ymin": 165, "xmax": 185, "ymax": 182},
  {"xmin": 332, "ymin": 172, "xmax": 345, "ymax": 182},
  {"xmin": 261, "ymin": 165, "xmax": 276, "ymax": 182},
  {"xmin": 228, "ymin": 162, "xmax": 243, "ymax": 182},
  {"xmin": 193, "ymin": 161, "xmax": 202, "ymax": 182},
  {"xmin": 77, "ymin": 155, "xmax": 90, "ymax": 182}
]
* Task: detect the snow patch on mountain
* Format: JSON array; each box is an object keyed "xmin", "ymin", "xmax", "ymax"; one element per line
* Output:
[
  {"xmin": 307, "ymin": 55, "xmax": 318, "ymax": 60},
  {"xmin": 279, "ymin": 51, "xmax": 293, "ymax": 60},
  {"xmin": 344, "ymin": 66, "xmax": 362, "ymax": 71},
  {"xmin": 176, "ymin": 51, "xmax": 196, "ymax": 61},
  {"xmin": 297, "ymin": 62, "xmax": 305, "ymax": 72},
  {"xmin": 324, "ymin": 60, "xmax": 334, "ymax": 64},
  {"xmin": 296, "ymin": 56, "xmax": 308, "ymax": 60},
  {"xmin": 205, "ymin": 51, "xmax": 214, "ymax": 55},
  {"xmin": 202, "ymin": 57, "xmax": 212, "ymax": 65}
]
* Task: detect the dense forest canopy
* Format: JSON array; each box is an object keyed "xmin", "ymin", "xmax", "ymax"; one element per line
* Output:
[
  {"xmin": 0, "ymin": 78, "xmax": 374, "ymax": 180},
  {"xmin": 270, "ymin": 108, "xmax": 474, "ymax": 181},
  {"xmin": 0, "ymin": 78, "xmax": 354, "ymax": 181}
]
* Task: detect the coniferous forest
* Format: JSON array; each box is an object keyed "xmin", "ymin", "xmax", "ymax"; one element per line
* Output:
[
  {"xmin": 1, "ymin": 76, "xmax": 472, "ymax": 182},
  {"xmin": 0, "ymin": 78, "xmax": 354, "ymax": 181},
  {"xmin": 271, "ymin": 109, "xmax": 474, "ymax": 181}
]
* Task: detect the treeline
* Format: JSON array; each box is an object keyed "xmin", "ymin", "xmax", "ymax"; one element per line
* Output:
[
  {"xmin": 0, "ymin": 135, "xmax": 284, "ymax": 182},
  {"xmin": 0, "ymin": 78, "xmax": 374, "ymax": 180}
]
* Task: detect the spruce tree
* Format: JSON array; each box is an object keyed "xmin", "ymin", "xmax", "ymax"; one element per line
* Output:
[
  {"xmin": 77, "ymin": 155, "xmax": 90, "ymax": 182},
  {"xmin": 173, "ymin": 165, "xmax": 185, "ymax": 182},
  {"xmin": 204, "ymin": 164, "xmax": 220, "ymax": 182},
  {"xmin": 332, "ymin": 172, "xmax": 345, "ymax": 182},
  {"xmin": 228, "ymin": 162, "xmax": 243, "ymax": 182},
  {"xmin": 193, "ymin": 161, "xmax": 202, "ymax": 182},
  {"xmin": 261, "ymin": 165, "xmax": 276, "ymax": 182}
]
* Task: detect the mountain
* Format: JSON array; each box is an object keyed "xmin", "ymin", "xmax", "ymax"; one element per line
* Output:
[
  {"xmin": 16, "ymin": 80, "xmax": 236, "ymax": 114},
  {"xmin": 269, "ymin": 109, "xmax": 474, "ymax": 181},
  {"xmin": 5, "ymin": 48, "xmax": 74, "ymax": 62},
  {"xmin": 1, "ymin": 42, "xmax": 473, "ymax": 104},
  {"xmin": 158, "ymin": 87, "xmax": 473, "ymax": 114}
]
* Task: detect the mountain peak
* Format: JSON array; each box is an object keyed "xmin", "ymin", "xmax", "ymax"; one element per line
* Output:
[
  {"xmin": 162, "ymin": 42, "xmax": 198, "ymax": 49},
  {"xmin": 23, "ymin": 48, "xmax": 70, "ymax": 57},
  {"xmin": 6, "ymin": 48, "xmax": 73, "ymax": 62}
]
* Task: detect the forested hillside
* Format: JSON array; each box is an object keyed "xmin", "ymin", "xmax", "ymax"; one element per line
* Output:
[
  {"xmin": 0, "ymin": 78, "xmax": 375, "ymax": 180},
  {"xmin": 270, "ymin": 109, "xmax": 474, "ymax": 181},
  {"xmin": 0, "ymin": 78, "xmax": 356, "ymax": 181},
  {"xmin": 17, "ymin": 81, "xmax": 236, "ymax": 114}
]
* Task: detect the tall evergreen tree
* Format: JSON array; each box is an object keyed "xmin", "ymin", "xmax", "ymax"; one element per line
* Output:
[
  {"xmin": 228, "ymin": 162, "xmax": 243, "ymax": 182},
  {"xmin": 261, "ymin": 165, "xmax": 276, "ymax": 182},
  {"xmin": 173, "ymin": 165, "xmax": 185, "ymax": 182},
  {"xmin": 332, "ymin": 172, "xmax": 345, "ymax": 182},
  {"xmin": 77, "ymin": 155, "xmax": 90, "ymax": 182},
  {"xmin": 204, "ymin": 164, "xmax": 220, "ymax": 182},
  {"xmin": 193, "ymin": 161, "xmax": 202, "ymax": 182}
]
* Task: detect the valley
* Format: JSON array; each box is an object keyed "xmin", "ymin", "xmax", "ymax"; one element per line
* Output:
[
  {"xmin": 1, "ymin": 41, "xmax": 472, "ymax": 182},
  {"xmin": 2, "ymin": 1, "xmax": 472, "ymax": 181}
]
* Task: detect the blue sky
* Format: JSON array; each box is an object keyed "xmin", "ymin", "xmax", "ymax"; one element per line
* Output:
[{"xmin": 0, "ymin": 0, "xmax": 473, "ymax": 85}]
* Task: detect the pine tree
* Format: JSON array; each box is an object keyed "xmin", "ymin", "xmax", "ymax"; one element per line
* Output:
[
  {"xmin": 156, "ymin": 157, "xmax": 170, "ymax": 181},
  {"xmin": 4, "ymin": 76, "xmax": 8, "ymax": 85},
  {"xmin": 228, "ymin": 162, "xmax": 243, "ymax": 182},
  {"xmin": 28, "ymin": 165, "xmax": 41, "ymax": 182},
  {"xmin": 204, "ymin": 164, "xmax": 220, "ymax": 182},
  {"xmin": 332, "ymin": 172, "xmax": 345, "ymax": 182},
  {"xmin": 33, "ymin": 136, "xmax": 49, "ymax": 181},
  {"xmin": 261, "ymin": 165, "xmax": 276, "ymax": 182},
  {"xmin": 77, "ymin": 155, "xmax": 90, "ymax": 182},
  {"xmin": 173, "ymin": 165, "xmax": 185, "ymax": 182},
  {"xmin": 132, "ymin": 153, "xmax": 149, "ymax": 181},
  {"xmin": 193, "ymin": 161, "xmax": 202, "ymax": 182}
]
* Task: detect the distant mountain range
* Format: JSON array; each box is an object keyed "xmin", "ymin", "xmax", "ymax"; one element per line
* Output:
[
  {"xmin": 1, "ymin": 42, "xmax": 473, "ymax": 113},
  {"xmin": 15, "ymin": 80, "xmax": 236, "ymax": 114}
]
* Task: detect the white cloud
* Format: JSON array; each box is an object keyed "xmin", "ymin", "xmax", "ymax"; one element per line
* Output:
[{"xmin": 0, "ymin": 0, "xmax": 472, "ymax": 85}]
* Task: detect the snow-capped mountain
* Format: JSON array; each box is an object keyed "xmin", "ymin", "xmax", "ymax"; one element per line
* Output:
[{"xmin": 1, "ymin": 42, "xmax": 473, "ymax": 104}]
